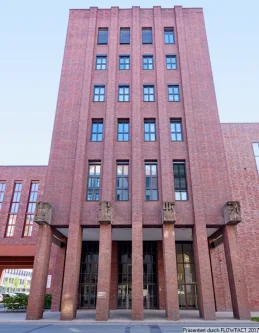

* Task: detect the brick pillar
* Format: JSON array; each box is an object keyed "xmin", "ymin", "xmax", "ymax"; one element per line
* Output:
[
  {"xmin": 132, "ymin": 224, "xmax": 143, "ymax": 320},
  {"xmin": 60, "ymin": 224, "xmax": 82, "ymax": 320},
  {"xmin": 223, "ymin": 224, "xmax": 250, "ymax": 319},
  {"xmin": 26, "ymin": 224, "xmax": 52, "ymax": 320},
  {"xmin": 110, "ymin": 242, "xmax": 118, "ymax": 310},
  {"xmin": 51, "ymin": 244, "xmax": 66, "ymax": 312},
  {"xmin": 157, "ymin": 241, "xmax": 165, "ymax": 310},
  {"xmin": 162, "ymin": 224, "xmax": 180, "ymax": 320},
  {"xmin": 193, "ymin": 224, "xmax": 216, "ymax": 320},
  {"xmin": 96, "ymin": 224, "xmax": 112, "ymax": 321}
]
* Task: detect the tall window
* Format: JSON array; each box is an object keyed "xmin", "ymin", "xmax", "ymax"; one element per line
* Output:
[
  {"xmin": 87, "ymin": 162, "xmax": 101, "ymax": 201},
  {"xmin": 143, "ymin": 55, "xmax": 154, "ymax": 70},
  {"xmin": 116, "ymin": 162, "xmax": 129, "ymax": 201},
  {"xmin": 164, "ymin": 27, "xmax": 175, "ymax": 44},
  {"xmin": 117, "ymin": 119, "xmax": 129, "ymax": 141},
  {"xmin": 93, "ymin": 85, "xmax": 105, "ymax": 102},
  {"xmin": 118, "ymin": 85, "xmax": 130, "ymax": 102},
  {"xmin": 120, "ymin": 28, "xmax": 130, "ymax": 44},
  {"xmin": 145, "ymin": 162, "xmax": 158, "ymax": 200},
  {"xmin": 170, "ymin": 120, "xmax": 183, "ymax": 141},
  {"xmin": 97, "ymin": 28, "xmax": 108, "ymax": 44},
  {"xmin": 166, "ymin": 55, "xmax": 177, "ymax": 69},
  {"xmin": 142, "ymin": 28, "xmax": 152, "ymax": 44},
  {"xmin": 143, "ymin": 85, "xmax": 155, "ymax": 102},
  {"xmin": 6, "ymin": 183, "xmax": 23, "ymax": 237},
  {"xmin": 91, "ymin": 120, "xmax": 103, "ymax": 142},
  {"xmin": 119, "ymin": 55, "xmax": 130, "ymax": 70},
  {"xmin": 173, "ymin": 162, "xmax": 188, "ymax": 200},
  {"xmin": 0, "ymin": 183, "xmax": 6, "ymax": 210},
  {"xmin": 144, "ymin": 119, "xmax": 156, "ymax": 141},
  {"xmin": 23, "ymin": 182, "xmax": 39, "ymax": 237},
  {"xmin": 96, "ymin": 55, "xmax": 107, "ymax": 70},
  {"xmin": 253, "ymin": 143, "xmax": 259, "ymax": 174},
  {"xmin": 168, "ymin": 85, "xmax": 180, "ymax": 102}
]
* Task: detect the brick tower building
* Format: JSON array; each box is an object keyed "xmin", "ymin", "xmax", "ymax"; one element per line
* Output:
[{"xmin": 1, "ymin": 6, "xmax": 259, "ymax": 322}]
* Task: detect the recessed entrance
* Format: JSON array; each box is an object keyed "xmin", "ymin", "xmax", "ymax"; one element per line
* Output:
[
  {"xmin": 78, "ymin": 242, "xmax": 98, "ymax": 309},
  {"xmin": 176, "ymin": 242, "xmax": 197, "ymax": 309},
  {"xmin": 117, "ymin": 241, "xmax": 158, "ymax": 309}
]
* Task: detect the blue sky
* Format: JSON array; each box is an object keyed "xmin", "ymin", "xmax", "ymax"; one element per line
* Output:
[{"xmin": 0, "ymin": 1, "xmax": 258, "ymax": 165}]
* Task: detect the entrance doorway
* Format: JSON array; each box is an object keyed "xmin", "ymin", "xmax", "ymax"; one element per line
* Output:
[
  {"xmin": 117, "ymin": 241, "xmax": 158, "ymax": 309},
  {"xmin": 78, "ymin": 242, "xmax": 99, "ymax": 309},
  {"xmin": 117, "ymin": 242, "xmax": 132, "ymax": 309},
  {"xmin": 176, "ymin": 242, "xmax": 198, "ymax": 309}
]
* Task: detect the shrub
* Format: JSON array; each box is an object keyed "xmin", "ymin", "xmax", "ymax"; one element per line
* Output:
[
  {"xmin": 44, "ymin": 294, "xmax": 52, "ymax": 309},
  {"xmin": 3, "ymin": 293, "xmax": 52, "ymax": 311},
  {"xmin": 4, "ymin": 293, "xmax": 28, "ymax": 311}
]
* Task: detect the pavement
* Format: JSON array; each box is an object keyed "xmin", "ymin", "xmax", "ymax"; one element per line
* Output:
[
  {"xmin": 0, "ymin": 308, "xmax": 258, "ymax": 332},
  {"xmin": 0, "ymin": 323, "xmax": 259, "ymax": 333}
]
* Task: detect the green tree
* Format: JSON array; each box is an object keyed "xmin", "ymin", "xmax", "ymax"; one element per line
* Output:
[
  {"xmin": 13, "ymin": 277, "xmax": 19, "ymax": 291},
  {"xmin": 23, "ymin": 279, "xmax": 28, "ymax": 291},
  {"xmin": 3, "ymin": 279, "xmax": 9, "ymax": 292}
]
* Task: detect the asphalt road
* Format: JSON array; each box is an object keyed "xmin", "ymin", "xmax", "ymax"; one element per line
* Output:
[{"xmin": 0, "ymin": 324, "xmax": 259, "ymax": 333}]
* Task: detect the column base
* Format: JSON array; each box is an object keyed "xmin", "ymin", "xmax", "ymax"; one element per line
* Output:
[
  {"xmin": 166, "ymin": 311, "xmax": 180, "ymax": 321},
  {"xmin": 132, "ymin": 312, "xmax": 144, "ymax": 320},
  {"xmin": 60, "ymin": 312, "xmax": 76, "ymax": 321},
  {"xmin": 26, "ymin": 312, "xmax": 43, "ymax": 320}
]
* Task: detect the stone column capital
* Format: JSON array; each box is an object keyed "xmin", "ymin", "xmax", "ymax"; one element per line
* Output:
[
  {"xmin": 162, "ymin": 202, "xmax": 176, "ymax": 224},
  {"xmin": 98, "ymin": 201, "xmax": 112, "ymax": 224},
  {"xmin": 223, "ymin": 201, "xmax": 241, "ymax": 225},
  {"xmin": 34, "ymin": 202, "xmax": 53, "ymax": 226}
]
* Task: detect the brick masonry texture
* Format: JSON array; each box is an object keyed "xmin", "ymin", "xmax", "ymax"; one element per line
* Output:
[{"xmin": 0, "ymin": 6, "xmax": 258, "ymax": 320}]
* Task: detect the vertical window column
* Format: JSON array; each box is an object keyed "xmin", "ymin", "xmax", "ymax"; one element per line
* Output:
[
  {"xmin": 6, "ymin": 183, "xmax": 23, "ymax": 237},
  {"xmin": 173, "ymin": 162, "xmax": 188, "ymax": 200},
  {"xmin": 117, "ymin": 119, "xmax": 129, "ymax": 141},
  {"xmin": 145, "ymin": 162, "xmax": 158, "ymax": 200},
  {"xmin": 0, "ymin": 183, "xmax": 6, "ymax": 210},
  {"xmin": 116, "ymin": 162, "xmax": 129, "ymax": 201},
  {"xmin": 253, "ymin": 143, "xmax": 259, "ymax": 174},
  {"xmin": 23, "ymin": 182, "xmax": 39, "ymax": 237},
  {"xmin": 87, "ymin": 162, "xmax": 101, "ymax": 201},
  {"xmin": 91, "ymin": 120, "xmax": 103, "ymax": 142},
  {"xmin": 144, "ymin": 119, "xmax": 156, "ymax": 141},
  {"xmin": 170, "ymin": 120, "xmax": 183, "ymax": 141}
]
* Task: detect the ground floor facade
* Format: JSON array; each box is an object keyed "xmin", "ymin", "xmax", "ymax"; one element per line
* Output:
[
  {"xmin": 25, "ymin": 204, "xmax": 251, "ymax": 322},
  {"xmin": 78, "ymin": 240, "xmax": 197, "ymax": 311}
]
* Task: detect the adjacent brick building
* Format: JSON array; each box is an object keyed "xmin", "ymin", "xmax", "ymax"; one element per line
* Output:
[{"xmin": 0, "ymin": 6, "xmax": 258, "ymax": 321}]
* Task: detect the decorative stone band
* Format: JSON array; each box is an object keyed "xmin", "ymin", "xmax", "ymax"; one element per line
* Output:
[
  {"xmin": 98, "ymin": 201, "xmax": 112, "ymax": 224},
  {"xmin": 223, "ymin": 201, "xmax": 242, "ymax": 225},
  {"xmin": 34, "ymin": 202, "xmax": 53, "ymax": 226},
  {"xmin": 162, "ymin": 201, "xmax": 176, "ymax": 224}
]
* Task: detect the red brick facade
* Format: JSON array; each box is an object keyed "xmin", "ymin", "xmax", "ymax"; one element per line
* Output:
[{"xmin": 0, "ymin": 6, "xmax": 258, "ymax": 321}]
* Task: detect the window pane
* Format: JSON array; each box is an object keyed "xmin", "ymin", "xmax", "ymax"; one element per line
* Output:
[
  {"xmin": 175, "ymin": 192, "xmax": 181, "ymax": 200},
  {"xmin": 145, "ymin": 165, "xmax": 151, "ymax": 175},
  {"xmin": 95, "ymin": 165, "xmax": 101, "ymax": 175},
  {"xmin": 151, "ymin": 165, "xmax": 157, "ymax": 175},
  {"xmin": 117, "ymin": 166, "xmax": 123, "ymax": 175},
  {"xmin": 151, "ymin": 191, "xmax": 158, "ymax": 200},
  {"xmin": 98, "ymin": 28, "xmax": 108, "ymax": 44},
  {"xmin": 142, "ymin": 28, "xmax": 152, "ymax": 44},
  {"xmin": 150, "ymin": 134, "xmax": 156, "ymax": 141},
  {"xmin": 253, "ymin": 143, "xmax": 259, "ymax": 156},
  {"xmin": 120, "ymin": 28, "xmax": 130, "ymax": 44}
]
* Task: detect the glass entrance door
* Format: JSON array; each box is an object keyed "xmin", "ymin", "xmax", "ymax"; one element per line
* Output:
[
  {"xmin": 78, "ymin": 242, "xmax": 99, "ymax": 309},
  {"xmin": 117, "ymin": 241, "xmax": 158, "ymax": 309},
  {"xmin": 143, "ymin": 242, "xmax": 158, "ymax": 309},
  {"xmin": 118, "ymin": 283, "xmax": 132, "ymax": 309},
  {"xmin": 117, "ymin": 242, "xmax": 132, "ymax": 309},
  {"xmin": 176, "ymin": 242, "xmax": 198, "ymax": 309}
]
